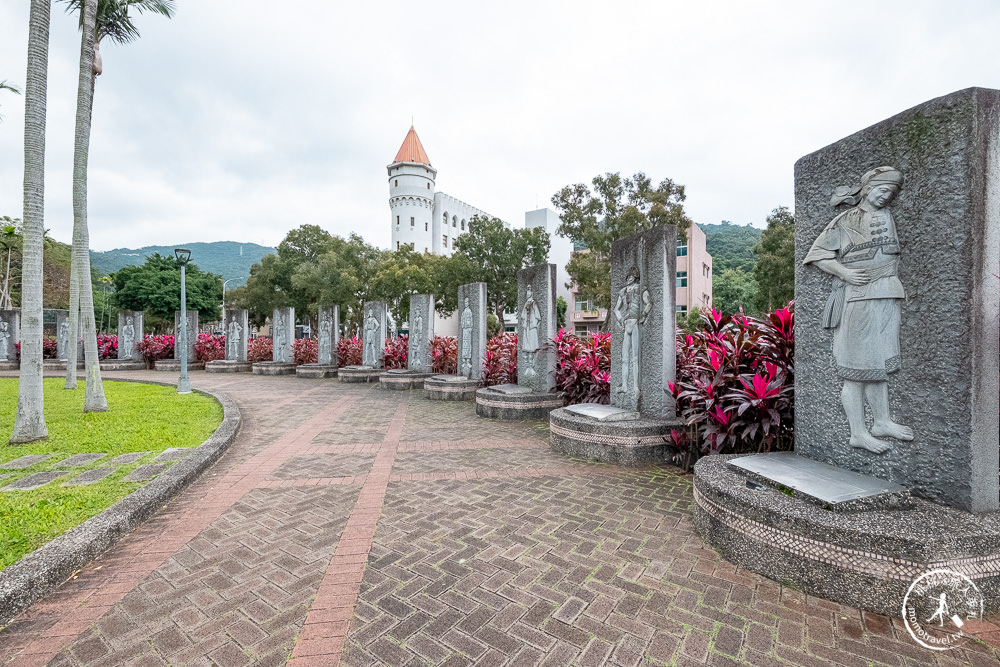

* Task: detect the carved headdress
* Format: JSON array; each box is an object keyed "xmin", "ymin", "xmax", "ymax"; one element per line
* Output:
[{"xmin": 830, "ymin": 166, "xmax": 903, "ymax": 207}]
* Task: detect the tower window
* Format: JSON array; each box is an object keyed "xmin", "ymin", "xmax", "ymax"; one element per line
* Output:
[
  {"xmin": 396, "ymin": 241, "xmax": 399, "ymax": 250},
  {"xmin": 396, "ymin": 216, "xmax": 399, "ymax": 225},
  {"xmin": 452, "ymin": 218, "xmax": 456, "ymax": 228},
  {"xmin": 425, "ymin": 222, "xmax": 428, "ymax": 231},
  {"xmin": 426, "ymin": 183, "xmax": 430, "ymax": 189},
  {"xmin": 395, "ymin": 180, "xmax": 398, "ymax": 187},
  {"xmin": 443, "ymin": 235, "xmax": 448, "ymax": 246},
  {"xmin": 461, "ymin": 219, "xmax": 466, "ymax": 231},
  {"xmin": 410, "ymin": 217, "xmax": 415, "ymax": 227}
]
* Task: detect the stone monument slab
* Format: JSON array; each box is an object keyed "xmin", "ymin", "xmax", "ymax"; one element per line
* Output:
[
  {"xmin": 317, "ymin": 305, "xmax": 340, "ymax": 366},
  {"xmin": 408, "ymin": 294, "xmax": 435, "ymax": 373},
  {"xmin": 361, "ymin": 301, "xmax": 387, "ymax": 369},
  {"xmin": 795, "ymin": 87, "xmax": 1000, "ymax": 513},
  {"xmin": 53, "ymin": 309, "xmax": 69, "ymax": 360},
  {"xmin": 0, "ymin": 309, "xmax": 19, "ymax": 363},
  {"xmin": 609, "ymin": 225, "xmax": 676, "ymax": 418},
  {"xmin": 457, "ymin": 283, "xmax": 487, "ymax": 380},
  {"xmin": 516, "ymin": 264, "xmax": 557, "ymax": 392},
  {"xmin": 224, "ymin": 309, "xmax": 249, "ymax": 362},
  {"xmin": 117, "ymin": 310, "xmax": 143, "ymax": 361},
  {"xmin": 272, "ymin": 307, "xmax": 295, "ymax": 363},
  {"xmin": 173, "ymin": 310, "xmax": 198, "ymax": 361}
]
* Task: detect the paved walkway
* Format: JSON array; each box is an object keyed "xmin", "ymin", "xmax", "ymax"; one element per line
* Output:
[{"xmin": 1, "ymin": 371, "xmax": 998, "ymax": 666}]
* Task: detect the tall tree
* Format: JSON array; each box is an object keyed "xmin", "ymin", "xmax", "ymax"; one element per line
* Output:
[
  {"xmin": 552, "ymin": 172, "xmax": 691, "ymax": 318},
  {"xmin": 62, "ymin": 0, "xmax": 175, "ymax": 400},
  {"xmin": 11, "ymin": 0, "xmax": 51, "ymax": 443},
  {"xmin": 111, "ymin": 253, "xmax": 222, "ymax": 329},
  {"xmin": 753, "ymin": 206, "xmax": 795, "ymax": 312},
  {"xmin": 713, "ymin": 267, "xmax": 758, "ymax": 315}
]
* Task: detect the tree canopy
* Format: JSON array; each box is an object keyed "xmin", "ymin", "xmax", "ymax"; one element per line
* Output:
[
  {"xmin": 753, "ymin": 206, "xmax": 795, "ymax": 312},
  {"xmin": 111, "ymin": 253, "xmax": 222, "ymax": 329},
  {"xmin": 713, "ymin": 267, "xmax": 758, "ymax": 315},
  {"xmin": 552, "ymin": 172, "xmax": 691, "ymax": 310}
]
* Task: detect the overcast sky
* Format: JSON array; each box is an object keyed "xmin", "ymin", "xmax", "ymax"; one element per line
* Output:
[{"xmin": 1, "ymin": 1, "xmax": 999, "ymax": 252}]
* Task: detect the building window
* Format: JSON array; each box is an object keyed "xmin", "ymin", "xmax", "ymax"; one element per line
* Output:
[
  {"xmin": 676, "ymin": 271, "xmax": 688, "ymax": 288},
  {"xmin": 443, "ymin": 235, "xmax": 448, "ymax": 246},
  {"xmin": 426, "ymin": 183, "xmax": 430, "ymax": 189},
  {"xmin": 452, "ymin": 218, "xmax": 457, "ymax": 228},
  {"xmin": 425, "ymin": 222, "xmax": 428, "ymax": 231},
  {"xmin": 410, "ymin": 217, "xmax": 415, "ymax": 227},
  {"xmin": 677, "ymin": 243, "xmax": 688, "ymax": 257},
  {"xmin": 703, "ymin": 293, "xmax": 711, "ymax": 304},
  {"xmin": 396, "ymin": 216, "xmax": 399, "ymax": 225},
  {"xmin": 443, "ymin": 212, "xmax": 448, "ymax": 229},
  {"xmin": 676, "ymin": 305, "xmax": 688, "ymax": 314},
  {"xmin": 461, "ymin": 219, "xmax": 466, "ymax": 230},
  {"xmin": 396, "ymin": 241, "xmax": 399, "ymax": 250},
  {"xmin": 394, "ymin": 180, "xmax": 398, "ymax": 187},
  {"xmin": 575, "ymin": 298, "xmax": 593, "ymax": 311}
]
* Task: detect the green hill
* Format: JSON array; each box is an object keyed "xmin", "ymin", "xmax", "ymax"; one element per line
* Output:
[
  {"xmin": 90, "ymin": 241, "xmax": 275, "ymax": 287},
  {"xmin": 701, "ymin": 221, "xmax": 763, "ymax": 273}
]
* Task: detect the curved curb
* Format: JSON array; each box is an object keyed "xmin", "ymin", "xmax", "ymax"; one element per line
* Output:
[{"xmin": 0, "ymin": 381, "xmax": 241, "ymax": 626}]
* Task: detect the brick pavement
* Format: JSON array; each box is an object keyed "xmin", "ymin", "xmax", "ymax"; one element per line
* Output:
[{"xmin": 0, "ymin": 370, "xmax": 997, "ymax": 666}]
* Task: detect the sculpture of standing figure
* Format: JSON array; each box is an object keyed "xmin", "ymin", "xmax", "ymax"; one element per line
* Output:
[
  {"xmin": 121, "ymin": 316, "xmax": 135, "ymax": 359},
  {"xmin": 386, "ymin": 310, "xmax": 398, "ymax": 339},
  {"xmin": 613, "ymin": 267, "xmax": 651, "ymax": 396},
  {"xmin": 0, "ymin": 321, "xmax": 9, "ymax": 360},
  {"xmin": 227, "ymin": 315, "xmax": 242, "ymax": 360},
  {"xmin": 520, "ymin": 284, "xmax": 541, "ymax": 378},
  {"xmin": 363, "ymin": 307, "xmax": 380, "ymax": 366},
  {"xmin": 804, "ymin": 166, "xmax": 913, "ymax": 454},
  {"xmin": 460, "ymin": 297, "xmax": 473, "ymax": 376},
  {"xmin": 274, "ymin": 313, "xmax": 287, "ymax": 358},
  {"xmin": 412, "ymin": 309, "xmax": 424, "ymax": 360},
  {"xmin": 58, "ymin": 320, "xmax": 69, "ymax": 358},
  {"xmin": 319, "ymin": 311, "xmax": 331, "ymax": 361}
]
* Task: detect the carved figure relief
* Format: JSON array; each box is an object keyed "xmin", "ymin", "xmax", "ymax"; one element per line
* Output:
[
  {"xmin": 803, "ymin": 166, "xmax": 913, "ymax": 454},
  {"xmin": 0, "ymin": 321, "xmax": 9, "ymax": 360},
  {"xmin": 520, "ymin": 285, "xmax": 541, "ymax": 378},
  {"xmin": 274, "ymin": 313, "xmax": 287, "ymax": 358},
  {"xmin": 460, "ymin": 297, "xmax": 473, "ymax": 376},
  {"xmin": 227, "ymin": 315, "xmax": 242, "ymax": 360},
  {"xmin": 613, "ymin": 266, "xmax": 651, "ymax": 397},
  {"xmin": 58, "ymin": 320, "xmax": 69, "ymax": 358},
  {"xmin": 363, "ymin": 307, "xmax": 381, "ymax": 366},
  {"xmin": 121, "ymin": 316, "xmax": 135, "ymax": 359},
  {"xmin": 412, "ymin": 309, "xmax": 424, "ymax": 363},
  {"xmin": 318, "ymin": 311, "xmax": 331, "ymax": 362},
  {"xmin": 387, "ymin": 310, "xmax": 398, "ymax": 339}
]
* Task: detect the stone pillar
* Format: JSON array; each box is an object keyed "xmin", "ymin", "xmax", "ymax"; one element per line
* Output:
[
  {"xmin": 0, "ymin": 309, "xmax": 19, "ymax": 362},
  {"xmin": 272, "ymin": 307, "xmax": 295, "ymax": 363},
  {"xmin": 407, "ymin": 294, "xmax": 435, "ymax": 373},
  {"xmin": 54, "ymin": 310, "xmax": 69, "ymax": 360},
  {"xmin": 317, "ymin": 305, "xmax": 340, "ymax": 366},
  {"xmin": 516, "ymin": 264, "xmax": 557, "ymax": 392},
  {"xmin": 456, "ymin": 283, "xmax": 487, "ymax": 381},
  {"xmin": 794, "ymin": 87, "xmax": 1000, "ymax": 513},
  {"xmin": 173, "ymin": 310, "xmax": 198, "ymax": 361},
  {"xmin": 361, "ymin": 301, "xmax": 387, "ymax": 368},
  {"xmin": 117, "ymin": 311, "xmax": 144, "ymax": 360},
  {"xmin": 609, "ymin": 225, "xmax": 676, "ymax": 418},
  {"xmin": 223, "ymin": 309, "xmax": 249, "ymax": 362}
]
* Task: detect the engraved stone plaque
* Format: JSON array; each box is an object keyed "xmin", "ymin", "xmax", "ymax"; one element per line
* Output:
[
  {"xmin": 361, "ymin": 301, "xmax": 387, "ymax": 369},
  {"xmin": 173, "ymin": 310, "xmax": 198, "ymax": 361},
  {"xmin": 456, "ymin": 283, "xmax": 487, "ymax": 380},
  {"xmin": 516, "ymin": 264, "xmax": 557, "ymax": 392},
  {"xmin": 117, "ymin": 310, "xmax": 144, "ymax": 360},
  {"xmin": 272, "ymin": 307, "xmax": 295, "ymax": 363},
  {"xmin": 317, "ymin": 305, "xmax": 340, "ymax": 366},
  {"xmin": 408, "ymin": 294, "xmax": 435, "ymax": 373},
  {"xmin": 224, "ymin": 309, "xmax": 249, "ymax": 362}
]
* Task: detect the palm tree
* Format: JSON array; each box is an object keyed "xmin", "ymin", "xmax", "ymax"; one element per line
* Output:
[
  {"xmin": 0, "ymin": 80, "xmax": 22, "ymax": 122},
  {"xmin": 62, "ymin": 0, "xmax": 175, "ymax": 408},
  {"xmin": 11, "ymin": 0, "xmax": 51, "ymax": 443}
]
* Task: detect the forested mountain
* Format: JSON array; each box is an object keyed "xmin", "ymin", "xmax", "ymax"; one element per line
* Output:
[
  {"xmin": 701, "ymin": 221, "xmax": 763, "ymax": 273},
  {"xmin": 90, "ymin": 241, "xmax": 275, "ymax": 287}
]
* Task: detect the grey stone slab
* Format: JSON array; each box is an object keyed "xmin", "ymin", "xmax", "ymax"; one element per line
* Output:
[
  {"xmin": 272, "ymin": 306, "xmax": 295, "ymax": 363},
  {"xmin": 52, "ymin": 453, "xmax": 106, "ymax": 468},
  {"xmin": 123, "ymin": 464, "xmax": 168, "ymax": 482},
  {"xmin": 117, "ymin": 310, "xmax": 144, "ymax": 360},
  {"xmin": 563, "ymin": 403, "xmax": 640, "ymax": 422},
  {"xmin": 516, "ymin": 264, "xmax": 557, "ymax": 392},
  {"xmin": 2, "ymin": 471, "xmax": 66, "ymax": 491},
  {"xmin": 0, "ymin": 454, "xmax": 51, "ymax": 470},
  {"xmin": 794, "ymin": 87, "xmax": 1000, "ymax": 512},
  {"xmin": 361, "ymin": 301, "xmax": 388, "ymax": 368},
  {"xmin": 488, "ymin": 383, "xmax": 532, "ymax": 395},
  {"xmin": 223, "ymin": 309, "xmax": 249, "ymax": 362},
  {"xmin": 62, "ymin": 468, "xmax": 117, "ymax": 487},
  {"xmin": 0, "ymin": 309, "xmax": 19, "ymax": 363},
  {"xmin": 408, "ymin": 294, "xmax": 435, "ymax": 373},
  {"xmin": 457, "ymin": 282, "xmax": 487, "ymax": 380},
  {"xmin": 53, "ymin": 309, "xmax": 69, "ymax": 360},
  {"xmin": 317, "ymin": 305, "xmax": 340, "ymax": 366},
  {"xmin": 729, "ymin": 452, "xmax": 906, "ymax": 504},
  {"xmin": 109, "ymin": 451, "xmax": 151, "ymax": 465},
  {"xmin": 173, "ymin": 310, "xmax": 199, "ymax": 361},
  {"xmin": 153, "ymin": 448, "xmax": 192, "ymax": 462},
  {"xmin": 610, "ymin": 226, "xmax": 677, "ymax": 419}
]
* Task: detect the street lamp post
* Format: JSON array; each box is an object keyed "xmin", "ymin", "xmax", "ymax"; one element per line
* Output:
[
  {"xmin": 175, "ymin": 248, "xmax": 192, "ymax": 394},
  {"xmin": 221, "ymin": 276, "xmax": 244, "ymax": 319}
]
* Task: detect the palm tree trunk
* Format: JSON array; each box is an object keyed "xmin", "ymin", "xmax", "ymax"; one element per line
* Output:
[
  {"xmin": 11, "ymin": 0, "xmax": 51, "ymax": 443},
  {"xmin": 73, "ymin": 0, "xmax": 106, "ymax": 413}
]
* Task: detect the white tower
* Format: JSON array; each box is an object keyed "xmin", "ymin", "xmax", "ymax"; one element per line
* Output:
[{"xmin": 388, "ymin": 126, "xmax": 437, "ymax": 253}]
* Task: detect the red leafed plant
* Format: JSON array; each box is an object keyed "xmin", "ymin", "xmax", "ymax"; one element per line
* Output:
[
  {"xmin": 42, "ymin": 336, "xmax": 58, "ymax": 359},
  {"xmin": 431, "ymin": 336, "xmax": 457, "ymax": 374},
  {"xmin": 194, "ymin": 333, "xmax": 225, "ymax": 362},
  {"xmin": 293, "ymin": 338, "xmax": 318, "ymax": 365},
  {"xmin": 337, "ymin": 336, "xmax": 362, "ymax": 366},
  {"xmin": 549, "ymin": 329, "xmax": 611, "ymax": 406},
  {"xmin": 247, "ymin": 337, "xmax": 273, "ymax": 363},
  {"xmin": 96, "ymin": 334, "xmax": 117, "ymax": 360},
  {"xmin": 137, "ymin": 334, "xmax": 175, "ymax": 368},
  {"xmin": 671, "ymin": 304, "xmax": 795, "ymax": 465},
  {"xmin": 480, "ymin": 332, "xmax": 518, "ymax": 387},
  {"xmin": 383, "ymin": 335, "xmax": 408, "ymax": 370}
]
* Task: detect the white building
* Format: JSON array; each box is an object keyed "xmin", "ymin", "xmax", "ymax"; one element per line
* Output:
[
  {"xmin": 388, "ymin": 126, "xmax": 507, "ymax": 255},
  {"xmin": 524, "ymin": 207, "xmax": 574, "ymax": 309}
]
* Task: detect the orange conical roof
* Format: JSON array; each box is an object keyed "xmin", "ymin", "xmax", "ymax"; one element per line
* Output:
[{"xmin": 392, "ymin": 125, "xmax": 431, "ymax": 165}]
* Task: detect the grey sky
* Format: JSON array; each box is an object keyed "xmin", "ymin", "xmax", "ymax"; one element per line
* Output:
[{"xmin": 1, "ymin": 1, "xmax": 999, "ymax": 252}]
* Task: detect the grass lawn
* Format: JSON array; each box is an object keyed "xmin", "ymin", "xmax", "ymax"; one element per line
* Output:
[{"xmin": 0, "ymin": 379, "xmax": 223, "ymax": 570}]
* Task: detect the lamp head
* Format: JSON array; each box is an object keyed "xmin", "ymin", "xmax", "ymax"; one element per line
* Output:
[{"xmin": 174, "ymin": 248, "xmax": 192, "ymax": 265}]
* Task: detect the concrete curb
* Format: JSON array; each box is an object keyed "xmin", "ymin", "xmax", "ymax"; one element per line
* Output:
[{"xmin": 0, "ymin": 380, "xmax": 241, "ymax": 626}]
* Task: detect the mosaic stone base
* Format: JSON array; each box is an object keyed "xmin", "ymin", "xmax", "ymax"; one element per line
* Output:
[
  {"xmin": 378, "ymin": 371, "xmax": 432, "ymax": 390},
  {"xmin": 296, "ymin": 363, "xmax": 338, "ymax": 379},
  {"xmin": 153, "ymin": 360, "xmax": 206, "ymax": 372},
  {"xmin": 475, "ymin": 386, "xmax": 564, "ymax": 420},
  {"xmin": 549, "ymin": 407, "xmax": 681, "ymax": 466},
  {"xmin": 693, "ymin": 454, "xmax": 1000, "ymax": 616},
  {"xmin": 251, "ymin": 361, "xmax": 296, "ymax": 376},
  {"xmin": 98, "ymin": 360, "xmax": 145, "ymax": 371},
  {"xmin": 423, "ymin": 376, "xmax": 479, "ymax": 401},
  {"xmin": 205, "ymin": 360, "xmax": 252, "ymax": 373},
  {"xmin": 338, "ymin": 366, "xmax": 382, "ymax": 383}
]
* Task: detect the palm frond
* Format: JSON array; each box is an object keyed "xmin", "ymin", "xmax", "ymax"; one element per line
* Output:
[
  {"xmin": 59, "ymin": 0, "xmax": 175, "ymax": 45},
  {"xmin": 0, "ymin": 80, "xmax": 21, "ymax": 95}
]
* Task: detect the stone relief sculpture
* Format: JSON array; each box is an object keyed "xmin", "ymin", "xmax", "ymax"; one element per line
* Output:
[
  {"xmin": 121, "ymin": 316, "xmax": 135, "ymax": 359},
  {"xmin": 0, "ymin": 321, "xmax": 9, "ymax": 359},
  {"xmin": 274, "ymin": 312, "xmax": 286, "ymax": 353},
  {"xmin": 803, "ymin": 166, "xmax": 914, "ymax": 454},
  {"xmin": 363, "ymin": 307, "xmax": 381, "ymax": 366},
  {"xmin": 614, "ymin": 266, "xmax": 651, "ymax": 397},
  {"xmin": 520, "ymin": 284, "xmax": 541, "ymax": 378},
  {"xmin": 412, "ymin": 309, "xmax": 424, "ymax": 360},
  {"xmin": 318, "ymin": 311, "xmax": 331, "ymax": 361},
  {"xmin": 386, "ymin": 310, "xmax": 398, "ymax": 339},
  {"xmin": 227, "ymin": 315, "xmax": 242, "ymax": 359},
  {"xmin": 460, "ymin": 297, "xmax": 473, "ymax": 376},
  {"xmin": 58, "ymin": 320, "xmax": 69, "ymax": 358}
]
